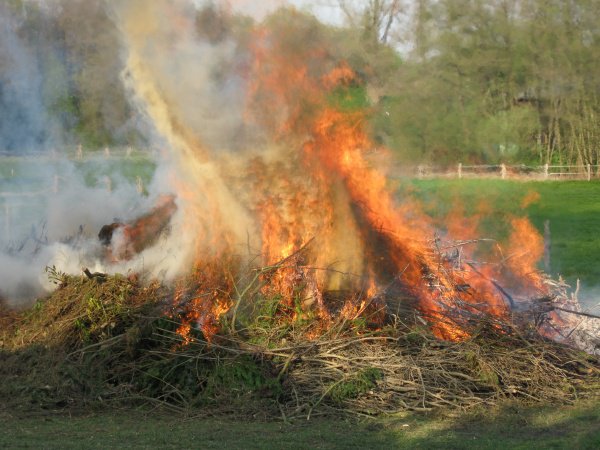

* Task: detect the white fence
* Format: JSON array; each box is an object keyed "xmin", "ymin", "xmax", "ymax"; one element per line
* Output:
[
  {"xmin": 0, "ymin": 145, "xmax": 155, "ymax": 160},
  {"xmin": 415, "ymin": 163, "xmax": 600, "ymax": 181},
  {"xmin": 1, "ymin": 148, "xmax": 151, "ymax": 243}
]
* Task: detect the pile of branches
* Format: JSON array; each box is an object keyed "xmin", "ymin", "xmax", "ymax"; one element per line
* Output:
[
  {"xmin": 0, "ymin": 266, "xmax": 599, "ymax": 418},
  {"xmin": 126, "ymin": 314, "xmax": 599, "ymax": 418}
]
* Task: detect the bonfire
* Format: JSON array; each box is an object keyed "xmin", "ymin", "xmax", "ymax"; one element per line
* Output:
[{"xmin": 1, "ymin": 2, "xmax": 598, "ymax": 417}]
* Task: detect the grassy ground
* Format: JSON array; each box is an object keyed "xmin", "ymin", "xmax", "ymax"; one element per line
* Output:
[
  {"xmin": 1, "ymin": 399, "xmax": 598, "ymax": 449},
  {"xmin": 2, "ymin": 153, "xmax": 598, "ymax": 290},
  {"xmin": 2, "ymin": 163, "xmax": 600, "ymax": 447},
  {"xmin": 403, "ymin": 179, "xmax": 600, "ymax": 295},
  {"xmin": 0, "ymin": 153, "xmax": 156, "ymax": 193}
]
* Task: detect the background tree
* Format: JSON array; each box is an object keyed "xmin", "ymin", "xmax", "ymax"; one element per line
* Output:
[{"xmin": 0, "ymin": 0, "xmax": 598, "ymax": 164}]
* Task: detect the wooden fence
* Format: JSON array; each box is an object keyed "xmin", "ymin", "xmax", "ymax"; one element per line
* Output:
[
  {"xmin": 415, "ymin": 163, "xmax": 600, "ymax": 181},
  {"xmin": 1, "ymin": 148, "xmax": 150, "ymax": 243},
  {"xmin": 2, "ymin": 151, "xmax": 599, "ymax": 243}
]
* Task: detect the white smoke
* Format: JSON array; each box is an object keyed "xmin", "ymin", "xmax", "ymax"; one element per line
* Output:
[
  {"xmin": 0, "ymin": 7, "xmax": 64, "ymax": 152},
  {"xmin": 0, "ymin": 154, "xmax": 166, "ymax": 305},
  {"xmin": 0, "ymin": 0, "xmax": 259, "ymax": 306}
]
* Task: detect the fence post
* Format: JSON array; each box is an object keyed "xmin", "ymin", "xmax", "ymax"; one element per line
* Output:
[
  {"xmin": 104, "ymin": 176, "xmax": 112, "ymax": 193},
  {"xmin": 136, "ymin": 176, "xmax": 144, "ymax": 194},
  {"xmin": 587, "ymin": 163, "xmax": 591, "ymax": 181},
  {"xmin": 457, "ymin": 163, "xmax": 462, "ymax": 179},
  {"xmin": 104, "ymin": 146, "xmax": 111, "ymax": 159},
  {"xmin": 501, "ymin": 163, "xmax": 507, "ymax": 180},
  {"xmin": 4, "ymin": 203, "xmax": 10, "ymax": 242},
  {"xmin": 77, "ymin": 144, "xmax": 83, "ymax": 160},
  {"xmin": 544, "ymin": 220, "xmax": 551, "ymax": 272},
  {"xmin": 544, "ymin": 163, "xmax": 549, "ymax": 180}
]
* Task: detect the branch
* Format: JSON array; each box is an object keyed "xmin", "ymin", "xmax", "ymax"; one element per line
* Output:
[
  {"xmin": 337, "ymin": 0, "xmax": 358, "ymax": 26},
  {"xmin": 381, "ymin": 0, "xmax": 402, "ymax": 44}
]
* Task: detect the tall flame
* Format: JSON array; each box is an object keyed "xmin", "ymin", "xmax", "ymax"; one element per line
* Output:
[{"xmin": 114, "ymin": 2, "xmax": 546, "ymax": 342}]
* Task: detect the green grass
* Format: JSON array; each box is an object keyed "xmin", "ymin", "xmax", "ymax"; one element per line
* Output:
[
  {"xmin": 3, "ymin": 153, "xmax": 598, "ymax": 290},
  {"xmin": 1, "ymin": 399, "xmax": 598, "ymax": 449},
  {"xmin": 401, "ymin": 179, "xmax": 600, "ymax": 293},
  {"xmin": 0, "ymin": 154, "xmax": 156, "ymax": 193}
]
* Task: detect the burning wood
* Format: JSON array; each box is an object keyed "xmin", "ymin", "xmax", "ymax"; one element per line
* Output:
[
  {"xmin": 98, "ymin": 194, "xmax": 177, "ymax": 261},
  {"xmin": 78, "ymin": 9, "xmax": 597, "ymax": 357}
]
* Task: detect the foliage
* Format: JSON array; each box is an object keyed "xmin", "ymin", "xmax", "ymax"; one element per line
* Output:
[
  {"xmin": 381, "ymin": 0, "xmax": 600, "ymax": 165},
  {"xmin": 0, "ymin": 262, "xmax": 599, "ymax": 419},
  {"xmin": 202, "ymin": 356, "xmax": 281, "ymax": 405},
  {"xmin": 1, "ymin": 0, "xmax": 599, "ymax": 162},
  {"xmin": 329, "ymin": 367, "xmax": 383, "ymax": 404},
  {"xmin": 1, "ymin": 0, "xmax": 141, "ymax": 150}
]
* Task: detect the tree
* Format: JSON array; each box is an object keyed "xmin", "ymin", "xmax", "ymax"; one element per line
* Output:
[
  {"xmin": 56, "ymin": 0, "xmax": 137, "ymax": 147},
  {"xmin": 337, "ymin": 0, "xmax": 404, "ymax": 44}
]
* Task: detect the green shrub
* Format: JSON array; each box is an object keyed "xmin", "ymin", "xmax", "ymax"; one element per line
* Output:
[{"xmin": 329, "ymin": 367, "xmax": 383, "ymax": 404}]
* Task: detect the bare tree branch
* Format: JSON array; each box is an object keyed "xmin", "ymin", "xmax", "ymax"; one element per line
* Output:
[{"xmin": 336, "ymin": 0, "xmax": 404, "ymax": 44}]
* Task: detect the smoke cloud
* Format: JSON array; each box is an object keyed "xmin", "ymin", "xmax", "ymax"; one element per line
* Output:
[
  {"xmin": 0, "ymin": 2, "xmax": 182, "ymax": 305},
  {"xmin": 0, "ymin": 6, "xmax": 62, "ymax": 152},
  {"xmin": 0, "ymin": 155, "xmax": 162, "ymax": 305},
  {"xmin": 0, "ymin": 0, "xmax": 263, "ymax": 306},
  {"xmin": 111, "ymin": 0, "xmax": 261, "ymax": 266}
]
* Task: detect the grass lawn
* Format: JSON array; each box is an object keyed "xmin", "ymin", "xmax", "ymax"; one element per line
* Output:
[
  {"xmin": 403, "ymin": 179, "xmax": 600, "ymax": 298},
  {"xmin": 1, "ymin": 399, "xmax": 598, "ymax": 449},
  {"xmin": 0, "ymin": 154, "xmax": 156, "ymax": 193},
  {"xmin": 1, "ymin": 168, "xmax": 599, "ymax": 448},
  {"xmin": 3, "ymin": 154, "xmax": 599, "ymax": 292}
]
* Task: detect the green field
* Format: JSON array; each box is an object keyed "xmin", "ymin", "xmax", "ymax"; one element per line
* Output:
[
  {"xmin": 1, "ymin": 399, "xmax": 599, "ymax": 449},
  {"xmin": 0, "ymin": 154, "xmax": 156, "ymax": 193},
  {"xmin": 2, "ymin": 157, "xmax": 600, "ymax": 296},
  {"xmin": 401, "ymin": 179, "xmax": 600, "ymax": 295},
  {"xmin": 2, "ymin": 165, "xmax": 600, "ymax": 448}
]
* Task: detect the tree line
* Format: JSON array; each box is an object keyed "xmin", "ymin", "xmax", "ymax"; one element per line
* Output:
[
  {"xmin": 355, "ymin": 0, "xmax": 600, "ymax": 165},
  {"xmin": 0, "ymin": 0, "xmax": 598, "ymax": 165}
]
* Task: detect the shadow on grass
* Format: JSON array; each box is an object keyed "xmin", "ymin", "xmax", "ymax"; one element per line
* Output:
[
  {"xmin": 1, "ymin": 400, "xmax": 598, "ymax": 449},
  {"xmin": 379, "ymin": 399, "xmax": 600, "ymax": 449}
]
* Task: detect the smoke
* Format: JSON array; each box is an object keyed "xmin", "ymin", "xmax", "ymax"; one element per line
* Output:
[
  {"xmin": 0, "ymin": 6, "xmax": 62, "ymax": 152},
  {"xmin": 0, "ymin": 155, "xmax": 161, "ymax": 305},
  {"xmin": 0, "ymin": 1, "xmax": 182, "ymax": 305},
  {"xmin": 0, "ymin": 2, "xmax": 227, "ymax": 306},
  {"xmin": 110, "ymin": 0, "xmax": 260, "ymax": 266},
  {"xmin": 0, "ymin": 0, "xmax": 261, "ymax": 306},
  {"xmin": 0, "ymin": 6, "xmax": 72, "ymax": 303},
  {"xmin": 113, "ymin": 0, "xmax": 256, "ymax": 152}
]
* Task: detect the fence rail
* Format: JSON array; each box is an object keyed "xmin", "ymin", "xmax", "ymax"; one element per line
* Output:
[
  {"xmin": 414, "ymin": 163, "xmax": 600, "ymax": 181},
  {"xmin": 0, "ymin": 146, "xmax": 156, "ymax": 160},
  {"xmin": 1, "ymin": 148, "xmax": 152, "ymax": 243}
]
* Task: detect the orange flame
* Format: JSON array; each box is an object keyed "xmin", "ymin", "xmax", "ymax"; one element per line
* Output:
[{"xmin": 152, "ymin": 20, "xmax": 547, "ymax": 343}]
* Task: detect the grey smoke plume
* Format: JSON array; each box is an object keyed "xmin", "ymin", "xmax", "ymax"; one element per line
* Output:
[
  {"xmin": 112, "ymin": 0, "xmax": 257, "ymax": 152},
  {"xmin": 0, "ymin": 2, "xmax": 183, "ymax": 306},
  {"xmin": 0, "ymin": 6, "xmax": 63, "ymax": 152},
  {"xmin": 0, "ymin": 155, "xmax": 166, "ymax": 305}
]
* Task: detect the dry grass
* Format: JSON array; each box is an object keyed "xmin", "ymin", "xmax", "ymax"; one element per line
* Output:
[{"xmin": 0, "ymin": 265, "xmax": 598, "ymax": 419}]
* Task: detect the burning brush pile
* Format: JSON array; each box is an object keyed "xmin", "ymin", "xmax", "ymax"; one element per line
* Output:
[
  {"xmin": 1, "ymin": 254, "xmax": 598, "ymax": 417},
  {"xmin": 1, "ymin": 2, "xmax": 599, "ymax": 416}
]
